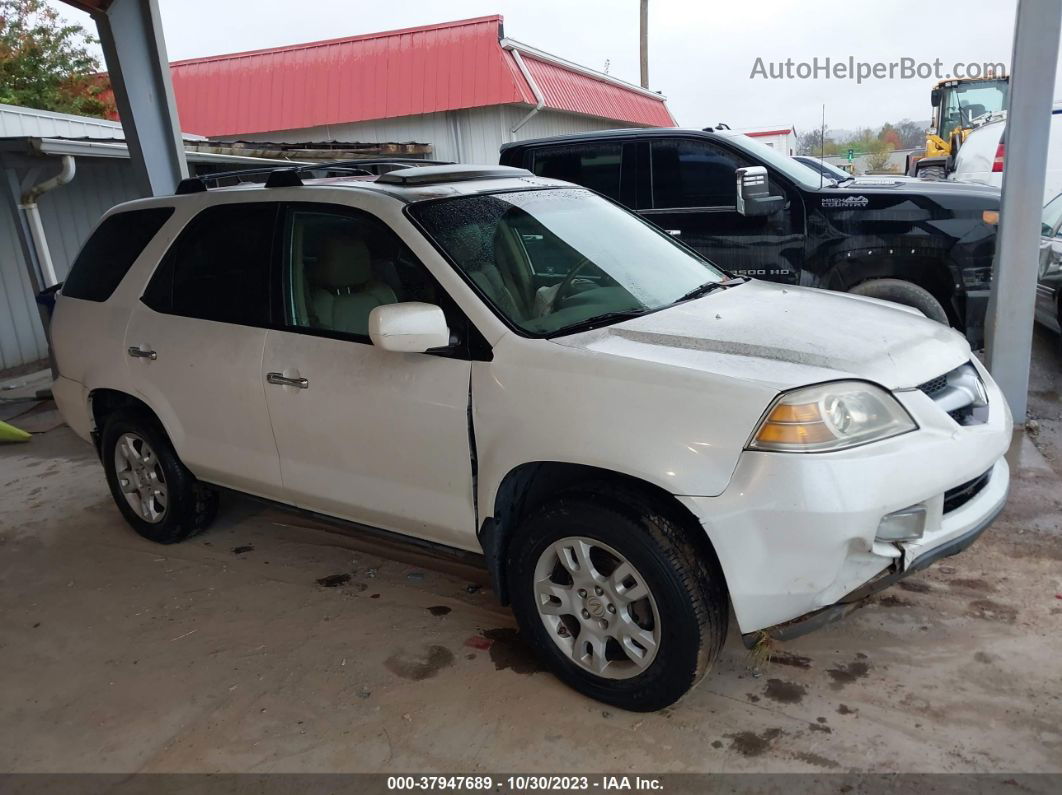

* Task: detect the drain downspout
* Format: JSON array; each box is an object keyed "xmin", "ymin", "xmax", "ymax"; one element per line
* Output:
[
  {"xmin": 19, "ymin": 155, "xmax": 76, "ymax": 288},
  {"xmin": 504, "ymin": 43, "xmax": 545, "ymax": 135}
]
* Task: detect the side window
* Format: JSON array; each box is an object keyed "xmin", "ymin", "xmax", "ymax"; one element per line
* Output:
[
  {"xmin": 1043, "ymin": 194, "xmax": 1062, "ymax": 237},
  {"xmin": 531, "ymin": 143, "xmax": 622, "ymax": 200},
  {"xmin": 143, "ymin": 203, "xmax": 276, "ymax": 326},
  {"xmin": 62, "ymin": 207, "xmax": 174, "ymax": 302},
  {"xmin": 284, "ymin": 207, "xmax": 440, "ymax": 339},
  {"xmin": 651, "ymin": 139, "xmax": 746, "ymax": 208}
]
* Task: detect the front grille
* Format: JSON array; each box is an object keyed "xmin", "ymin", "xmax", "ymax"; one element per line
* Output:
[
  {"xmin": 943, "ymin": 469, "xmax": 992, "ymax": 513},
  {"xmin": 917, "ymin": 374, "xmax": 949, "ymax": 399},
  {"xmin": 915, "ymin": 362, "xmax": 989, "ymax": 426}
]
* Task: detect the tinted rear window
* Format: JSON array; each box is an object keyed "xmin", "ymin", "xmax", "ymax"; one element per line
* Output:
[
  {"xmin": 531, "ymin": 144, "xmax": 622, "ymax": 200},
  {"xmin": 142, "ymin": 203, "xmax": 276, "ymax": 327},
  {"xmin": 61, "ymin": 208, "xmax": 174, "ymax": 302}
]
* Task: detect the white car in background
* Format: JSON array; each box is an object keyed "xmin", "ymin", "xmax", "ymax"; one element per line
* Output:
[
  {"xmin": 50, "ymin": 163, "xmax": 1012, "ymax": 711},
  {"xmin": 949, "ymin": 101, "xmax": 1062, "ymax": 201}
]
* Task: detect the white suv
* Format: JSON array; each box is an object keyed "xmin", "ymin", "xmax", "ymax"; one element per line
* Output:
[{"xmin": 51, "ymin": 163, "xmax": 1012, "ymax": 711}]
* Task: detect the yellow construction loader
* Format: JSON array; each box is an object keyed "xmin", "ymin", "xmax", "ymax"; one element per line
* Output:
[{"xmin": 906, "ymin": 74, "xmax": 1009, "ymax": 179}]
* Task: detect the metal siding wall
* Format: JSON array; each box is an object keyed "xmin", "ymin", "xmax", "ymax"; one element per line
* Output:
[
  {"xmin": 0, "ymin": 196, "xmax": 46, "ymax": 370},
  {"xmin": 0, "ymin": 159, "xmax": 143, "ymax": 371}
]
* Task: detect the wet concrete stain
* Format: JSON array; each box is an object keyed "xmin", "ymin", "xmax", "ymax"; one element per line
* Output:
[
  {"xmin": 725, "ymin": 728, "xmax": 783, "ymax": 757},
  {"xmin": 967, "ymin": 599, "xmax": 1018, "ymax": 624},
  {"xmin": 711, "ymin": 740, "xmax": 723, "ymax": 749},
  {"xmin": 746, "ymin": 694, "xmax": 760, "ymax": 703},
  {"xmin": 384, "ymin": 645, "xmax": 455, "ymax": 681},
  {"xmin": 827, "ymin": 660, "xmax": 870, "ymax": 690},
  {"xmin": 772, "ymin": 651, "xmax": 812, "ymax": 669},
  {"xmin": 898, "ymin": 580, "xmax": 932, "ymax": 594},
  {"xmin": 973, "ymin": 651, "xmax": 995, "ymax": 664},
  {"xmin": 482, "ymin": 628, "xmax": 542, "ymax": 674},
  {"xmin": 950, "ymin": 577, "xmax": 996, "ymax": 592},
  {"xmin": 793, "ymin": 751, "xmax": 840, "ymax": 769},
  {"xmin": 837, "ymin": 704, "xmax": 856, "ymax": 715},
  {"xmin": 427, "ymin": 605, "xmax": 452, "ymax": 616},
  {"xmin": 232, "ymin": 545, "xmax": 254, "ymax": 555},
  {"xmin": 316, "ymin": 573, "xmax": 351, "ymax": 588},
  {"xmin": 877, "ymin": 594, "xmax": 912, "ymax": 607},
  {"xmin": 808, "ymin": 722, "xmax": 832, "ymax": 734},
  {"xmin": 764, "ymin": 678, "xmax": 807, "ymax": 704}
]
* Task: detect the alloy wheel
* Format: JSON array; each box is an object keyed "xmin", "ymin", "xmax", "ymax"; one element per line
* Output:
[
  {"xmin": 114, "ymin": 432, "xmax": 167, "ymax": 524},
  {"xmin": 533, "ymin": 536, "xmax": 661, "ymax": 680}
]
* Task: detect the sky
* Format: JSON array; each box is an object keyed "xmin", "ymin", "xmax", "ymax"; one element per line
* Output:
[{"xmin": 49, "ymin": 0, "xmax": 1059, "ymax": 137}]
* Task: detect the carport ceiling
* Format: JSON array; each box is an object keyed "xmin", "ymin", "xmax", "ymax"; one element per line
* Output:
[{"xmin": 60, "ymin": 1, "xmax": 113, "ymax": 11}]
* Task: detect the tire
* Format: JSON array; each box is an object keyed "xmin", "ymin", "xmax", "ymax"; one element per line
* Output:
[
  {"xmin": 101, "ymin": 410, "xmax": 218, "ymax": 544},
  {"xmin": 507, "ymin": 491, "xmax": 727, "ymax": 712},
  {"xmin": 918, "ymin": 164, "xmax": 946, "ymax": 180},
  {"xmin": 849, "ymin": 278, "xmax": 950, "ymax": 325}
]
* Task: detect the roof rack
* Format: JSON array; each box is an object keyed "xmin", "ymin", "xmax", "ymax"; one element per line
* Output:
[
  {"xmin": 375, "ymin": 164, "xmax": 533, "ymax": 186},
  {"xmin": 174, "ymin": 158, "xmax": 453, "ymax": 195}
]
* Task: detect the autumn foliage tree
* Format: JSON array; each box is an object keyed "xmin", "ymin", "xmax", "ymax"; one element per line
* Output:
[{"xmin": 0, "ymin": 0, "xmax": 114, "ymax": 117}]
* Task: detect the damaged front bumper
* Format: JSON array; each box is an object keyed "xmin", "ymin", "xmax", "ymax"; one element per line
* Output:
[{"xmin": 738, "ymin": 475, "xmax": 1008, "ymax": 647}]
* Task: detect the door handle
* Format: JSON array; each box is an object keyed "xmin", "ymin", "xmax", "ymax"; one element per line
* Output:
[
  {"xmin": 665, "ymin": 229, "xmax": 682, "ymax": 236},
  {"xmin": 266, "ymin": 372, "xmax": 309, "ymax": 389},
  {"xmin": 127, "ymin": 346, "xmax": 157, "ymax": 360}
]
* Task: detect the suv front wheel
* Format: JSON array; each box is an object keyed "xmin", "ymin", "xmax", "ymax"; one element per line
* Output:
[
  {"xmin": 508, "ymin": 492, "xmax": 728, "ymax": 711},
  {"xmin": 101, "ymin": 411, "xmax": 218, "ymax": 544}
]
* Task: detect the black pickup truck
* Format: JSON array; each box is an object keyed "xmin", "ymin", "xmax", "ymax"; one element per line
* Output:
[{"xmin": 500, "ymin": 128, "xmax": 1002, "ymax": 346}]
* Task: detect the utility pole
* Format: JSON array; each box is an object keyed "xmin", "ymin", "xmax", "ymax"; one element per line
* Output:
[{"xmin": 639, "ymin": 0, "xmax": 649, "ymax": 89}]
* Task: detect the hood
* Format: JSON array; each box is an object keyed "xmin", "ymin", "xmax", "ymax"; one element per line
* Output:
[
  {"xmin": 831, "ymin": 179, "xmax": 1001, "ymax": 199},
  {"xmin": 553, "ymin": 280, "xmax": 972, "ymax": 391}
]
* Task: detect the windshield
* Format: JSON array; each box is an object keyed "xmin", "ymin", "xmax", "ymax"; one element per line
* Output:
[
  {"xmin": 720, "ymin": 132, "xmax": 826, "ymax": 190},
  {"xmin": 797, "ymin": 157, "xmax": 850, "ymax": 182},
  {"xmin": 940, "ymin": 79, "xmax": 1009, "ymax": 140},
  {"xmin": 410, "ymin": 188, "xmax": 727, "ymax": 336}
]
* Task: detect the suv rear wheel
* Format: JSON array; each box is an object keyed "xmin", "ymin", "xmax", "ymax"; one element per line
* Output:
[
  {"xmin": 507, "ymin": 492, "xmax": 727, "ymax": 711},
  {"xmin": 101, "ymin": 411, "xmax": 218, "ymax": 544}
]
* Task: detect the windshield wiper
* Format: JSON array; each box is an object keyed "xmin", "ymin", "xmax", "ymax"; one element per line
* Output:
[
  {"xmin": 673, "ymin": 279, "xmax": 734, "ymax": 304},
  {"xmin": 547, "ymin": 307, "xmax": 652, "ymax": 337}
]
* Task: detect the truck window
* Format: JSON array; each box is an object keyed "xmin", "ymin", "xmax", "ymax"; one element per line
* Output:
[
  {"xmin": 651, "ymin": 139, "xmax": 745, "ymax": 209},
  {"xmin": 531, "ymin": 143, "xmax": 622, "ymax": 200}
]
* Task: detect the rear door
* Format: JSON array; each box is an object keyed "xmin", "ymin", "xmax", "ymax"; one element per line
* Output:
[
  {"xmin": 125, "ymin": 201, "xmax": 284, "ymax": 498},
  {"xmin": 260, "ymin": 203, "xmax": 477, "ymax": 549},
  {"xmin": 639, "ymin": 137, "xmax": 804, "ymax": 283}
]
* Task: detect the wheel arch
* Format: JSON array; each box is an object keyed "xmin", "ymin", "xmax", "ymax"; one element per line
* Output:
[
  {"xmin": 825, "ymin": 255, "xmax": 959, "ymax": 323},
  {"xmin": 88, "ymin": 388, "xmax": 168, "ymax": 455},
  {"xmin": 480, "ymin": 461, "xmax": 725, "ymax": 606}
]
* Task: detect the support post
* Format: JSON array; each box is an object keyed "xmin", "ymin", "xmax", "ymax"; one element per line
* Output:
[
  {"xmin": 92, "ymin": 0, "xmax": 188, "ymax": 196},
  {"xmin": 985, "ymin": 0, "xmax": 1062, "ymax": 419},
  {"xmin": 639, "ymin": 0, "xmax": 649, "ymax": 89}
]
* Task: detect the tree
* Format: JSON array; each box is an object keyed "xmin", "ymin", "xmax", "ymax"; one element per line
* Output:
[
  {"xmin": 797, "ymin": 127, "xmax": 838, "ymax": 156},
  {"xmin": 865, "ymin": 145, "xmax": 896, "ymax": 173},
  {"xmin": 0, "ymin": 0, "xmax": 114, "ymax": 118},
  {"xmin": 895, "ymin": 119, "xmax": 925, "ymax": 149}
]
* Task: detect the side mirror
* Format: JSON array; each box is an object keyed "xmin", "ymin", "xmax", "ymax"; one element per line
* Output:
[
  {"xmin": 736, "ymin": 166, "xmax": 784, "ymax": 216},
  {"xmin": 368, "ymin": 302, "xmax": 451, "ymax": 353},
  {"xmin": 931, "ymin": 87, "xmax": 942, "ymax": 108}
]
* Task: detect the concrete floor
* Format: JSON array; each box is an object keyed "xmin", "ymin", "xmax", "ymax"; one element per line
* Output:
[{"xmin": 2, "ymin": 331, "xmax": 1061, "ymax": 774}]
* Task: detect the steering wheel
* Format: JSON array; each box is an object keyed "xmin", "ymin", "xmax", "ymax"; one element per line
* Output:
[{"xmin": 549, "ymin": 257, "xmax": 595, "ymax": 311}]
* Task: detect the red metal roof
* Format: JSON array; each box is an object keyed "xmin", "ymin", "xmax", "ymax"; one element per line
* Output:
[{"xmin": 166, "ymin": 15, "xmax": 675, "ymax": 137}]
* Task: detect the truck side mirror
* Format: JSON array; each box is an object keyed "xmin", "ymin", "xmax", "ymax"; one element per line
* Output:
[
  {"xmin": 931, "ymin": 87, "xmax": 942, "ymax": 108},
  {"xmin": 735, "ymin": 166, "xmax": 784, "ymax": 217}
]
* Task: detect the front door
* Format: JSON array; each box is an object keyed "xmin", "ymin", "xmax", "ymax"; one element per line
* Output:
[
  {"xmin": 125, "ymin": 202, "xmax": 284, "ymax": 498},
  {"xmin": 638, "ymin": 138, "xmax": 805, "ymax": 284},
  {"xmin": 261, "ymin": 204, "xmax": 477, "ymax": 549}
]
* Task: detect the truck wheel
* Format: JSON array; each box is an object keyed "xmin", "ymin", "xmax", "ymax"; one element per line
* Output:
[
  {"xmin": 849, "ymin": 278, "xmax": 950, "ymax": 325},
  {"xmin": 101, "ymin": 411, "xmax": 218, "ymax": 544},
  {"xmin": 918, "ymin": 164, "xmax": 946, "ymax": 180},
  {"xmin": 507, "ymin": 492, "xmax": 727, "ymax": 712}
]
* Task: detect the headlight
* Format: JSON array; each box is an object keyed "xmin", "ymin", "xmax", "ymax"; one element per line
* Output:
[{"xmin": 748, "ymin": 381, "xmax": 917, "ymax": 453}]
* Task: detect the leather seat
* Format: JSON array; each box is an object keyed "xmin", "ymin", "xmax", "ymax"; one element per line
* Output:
[{"xmin": 308, "ymin": 234, "xmax": 396, "ymax": 336}]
